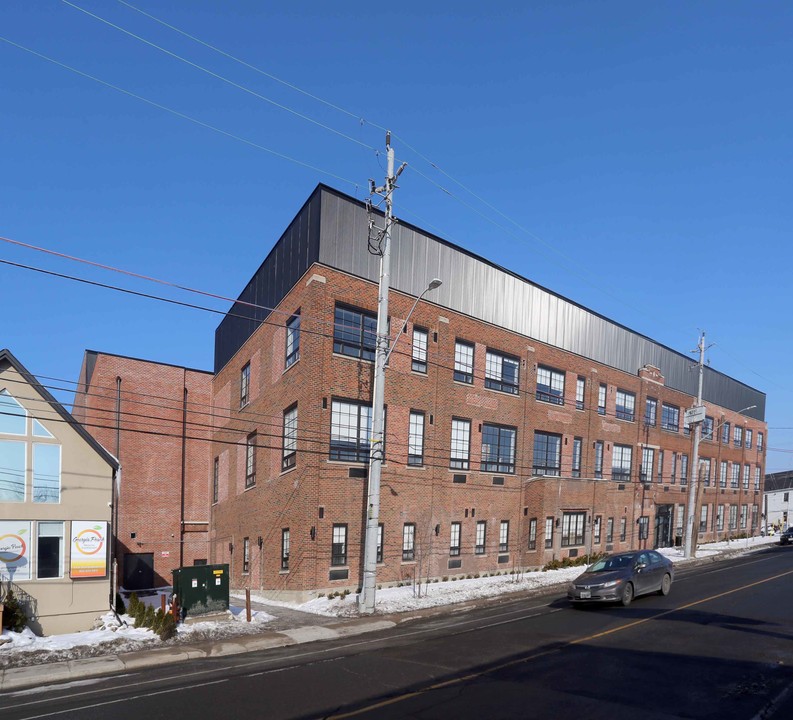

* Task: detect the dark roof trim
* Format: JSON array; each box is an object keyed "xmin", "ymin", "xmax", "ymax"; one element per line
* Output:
[
  {"xmin": 0, "ymin": 348, "xmax": 119, "ymax": 471},
  {"xmin": 84, "ymin": 349, "xmax": 212, "ymax": 376}
]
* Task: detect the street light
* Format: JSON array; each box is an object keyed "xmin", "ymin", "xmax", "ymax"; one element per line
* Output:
[{"xmin": 360, "ymin": 277, "xmax": 443, "ymax": 614}]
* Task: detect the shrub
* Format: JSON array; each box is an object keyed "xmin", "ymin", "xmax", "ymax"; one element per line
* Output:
[
  {"xmin": 127, "ymin": 593, "xmax": 140, "ymax": 615},
  {"xmin": 152, "ymin": 609, "xmax": 164, "ymax": 633},
  {"xmin": 1, "ymin": 590, "xmax": 27, "ymax": 632},
  {"xmin": 542, "ymin": 552, "xmax": 605, "ymax": 572},
  {"xmin": 133, "ymin": 601, "xmax": 147, "ymax": 628},
  {"xmin": 114, "ymin": 592, "xmax": 126, "ymax": 615},
  {"xmin": 158, "ymin": 612, "xmax": 177, "ymax": 641},
  {"xmin": 143, "ymin": 605, "xmax": 156, "ymax": 628}
]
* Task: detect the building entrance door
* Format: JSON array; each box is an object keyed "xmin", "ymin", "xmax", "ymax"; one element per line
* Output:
[
  {"xmin": 122, "ymin": 552, "xmax": 154, "ymax": 590},
  {"xmin": 655, "ymin": 505, "xmax": 674, "ymax": 548}
]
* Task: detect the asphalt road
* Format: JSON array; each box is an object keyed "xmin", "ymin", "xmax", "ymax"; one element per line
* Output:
[{"xmin": 3, "ymin": 545, "xmax": 793, "ymax": 720}]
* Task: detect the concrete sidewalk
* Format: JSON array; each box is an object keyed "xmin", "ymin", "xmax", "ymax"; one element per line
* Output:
[{"xmin": 0, "ymin": 539, "xmax": 778, "ymax": 693}]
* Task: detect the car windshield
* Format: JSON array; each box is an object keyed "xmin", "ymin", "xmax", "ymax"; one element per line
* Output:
[{"xmin": 587, "ymin": 555, "xmax": 635, "ymax": 572}]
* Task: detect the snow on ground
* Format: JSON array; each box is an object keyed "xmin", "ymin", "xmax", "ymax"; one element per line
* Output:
[{"xmin": 1, "ymin": 535, "xmax": 779, "ymax": 669}]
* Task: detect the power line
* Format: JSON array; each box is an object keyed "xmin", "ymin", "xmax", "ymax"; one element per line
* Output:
[{"xmin": 0, "ymin": 35, "xmax": 359, "ymax": 189}]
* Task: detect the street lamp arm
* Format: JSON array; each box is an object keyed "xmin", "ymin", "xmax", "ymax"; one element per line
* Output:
[{"xmin": 384, "ymin": 279, "xmax": 442, "ymax": 365}]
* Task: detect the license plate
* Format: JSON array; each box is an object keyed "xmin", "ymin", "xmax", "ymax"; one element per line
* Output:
[{"xmin": 579, "ymin": 590, "xmax": 591, "ymax": 599}]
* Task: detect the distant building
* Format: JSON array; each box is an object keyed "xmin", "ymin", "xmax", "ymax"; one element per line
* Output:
[
  {"xmin": 72, "ymin": 351, "xmax": 213, "ymax": 592},
  {"xmin": 0, "ymin": 349, "xmax": 117, "ymax": 635},
  {"xmin": 208, "ymin": 185, "xmax": 768, "ymax": 602},
  {"xmin": 763, "ymin": 471, "xmax": 793, "ymax": 530}
]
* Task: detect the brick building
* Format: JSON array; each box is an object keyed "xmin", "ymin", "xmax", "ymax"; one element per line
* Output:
[
  {"xmin": 209, "ymin": 184, "xmax": 767, "ymax": 602},
  {"xmin": 73, "ymin": 351, "xmax": 213, "ymax": 590}
]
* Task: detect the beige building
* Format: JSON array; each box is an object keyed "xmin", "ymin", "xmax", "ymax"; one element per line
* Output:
[{"xmin": 0, "ymin": 349, "xmax": 118, "ymax": 635}]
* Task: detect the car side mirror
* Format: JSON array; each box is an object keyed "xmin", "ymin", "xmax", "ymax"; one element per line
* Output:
[{"xmin": 635, "ymin": 562, "xmax": 647, "ymax": 571}]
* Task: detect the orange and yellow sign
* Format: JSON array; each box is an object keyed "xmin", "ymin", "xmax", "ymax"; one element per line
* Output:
[
  {"xmin": 70, "ymin": 521, "xmax": 107, "ymax": 578},
  {"xmin": 0, "ymin": 521, "xmax": 31, "ymax": 581}
]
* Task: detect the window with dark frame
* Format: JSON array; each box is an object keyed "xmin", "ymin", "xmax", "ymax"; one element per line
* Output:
[
  {"xmin": 475, "ymin": 520, "xmax": 487, "ymax": 554},
  {"xmin": 575, "ymin": 376, "xmax": 585, "ymax": 410},
  {"xmin": 545, "ymin": 516, "xmax": 554, "ymax": 549},
  {"xmin": 377, "ymin": 524, "xmax": 384, "ymax": 563},
  {"xmin": 661, "ymin": 403, "xmax": 679, "ymax": 432},
  {"xmin": 331, "ymin": 524, "xmax": 347, "ymax": 566},
  {"xmin": 680, "ymin": 453, "xmax": 689, "ymax": 485},
  {"xmin": 499, "ymin": 520, "xmax": 509, "ymax": 552},
  {"xmin": 454, "ymin": 340, "xmax": 475, "ymax": 384},
  {"xmin": 408, "ymin": 411, "xmax": 425, "ymax": 466},
  {"xmin": 285, "ymin": 312, "xmax": 300, "ymax": 368},
  {"xmin": 412, "ymin": 327, "xmax": 428, "ymax": 373},
  {"xmin": 240, "ymin": 362, "xmax": 250, "ymax": 408},
  {"xmin": 402, "ymin": 523, "xmax": 415, "ymax": 561},
  {"xmin": 330, "ymin": 400, "xmax": 373, "ymax": 463},
  {"xmin": 333, "ymin": 305, "xmax": 377, "ymax": 361},
  {"xmin": 281, "ymin": 529, "xmax": 290, "ymax": 570},
  {"xmin": 482, "ymin": 423, "xmax": 517, "ymax": 474},
  {"xmin": 657, "ymin": 450, "xmax": 664, "ymax": 483},
  {"xmin": 594, "ymin": 440, "xmax": 604, "ymax": 479},
  {"xmin": 700, "ymin": 505, "xmax": 709, "ymax": 532},
  {"xmin": 572, "ymin": 437, "xmax": 582, "ymax": 478},
  {"xmin": 282, "ymin": 404, "xmax": 297, "ymax": 470},
  {"xmin": 450, "ymin": 521, "xmax": 461, "ymax": 556},
  {"xmin": 645, "ymin": 397, "xmax": 657, "ymax": 426},
  {"xmin": 450, "ymin": 418, "xmax": 471, "ymax": 470},
  {"xmin": 641, "ymin": 447, "xmax": 654, "ymax": 482},
  {"xmin": 37, "ymin": 521, "xmax": 63, "ymax": 579},
  {"xmin": 702, "ymin": 415, "xmax": 714, "ymax": 440},
  {"xmin": 720, "ymin": 460, "xmax": 728, "ymax": 488},
  {"xmin": 612, "ymin": 444, "xmax": 632, "ymax": 482},
  {"xmin": 598, "ymin": 383, "xmax": 607, "ymax": 415},
  {"xmin": 593, "ymin": 516, "xmax": 602, "ymax": 544},
  {"xmin": 731, "ymin": 463, "xmax": 740, "ymax": 488},
  {"xmin": 212, "ymin": 456, "xmax": 219, "ymax": 503},
  {"xmin": 485, "ymin": 349, "xmax": 520, "ymax": 395},
  {"xmin": 533, "ymin": 431, "xmax": 562, "ymax": 476},
  {"xmin": 620, "ymin": 517, "xmax": 627, "ymax": 541},
  {"xmin": 638, "ymin": 516, "xmax": 649, "ymax": 540},
  {"xmin": 245, "ymin": 432, "xmax": 256, "ymax": 488},
  {"xmin": 561, "ymin": 512, "xmax": 585, "ymax": 547},
  {"xmin": 758, "ymin": 432, "xmax": 764, "ymax": 452},
  {"xmin": 615, "ymin": 389, "xmax": 635, "ymax": 421},
  {"xmin": 733, "ymin": 425, "xmax": 743, "ymax": 447},
  {"xmin": 243, "ymin": 537, "xmax": 250, "ymax": 573},
  {"xmin": 528, "ymin": 518, "xmax": 537, "ymax": 550},
  {"xmin": 722, "ymin": 421, "xmax": 731, "ymax": 444},
  {"xmin": 606, "ymin": 517, "xmax": 614, "ymax": 543},
  {"xmin": 536, "ymin": 365, "xmax": 565, "ymax": 405},
  {"xmin": 745, "ymin": 429, "xmax": 753, "ymax": 449}
]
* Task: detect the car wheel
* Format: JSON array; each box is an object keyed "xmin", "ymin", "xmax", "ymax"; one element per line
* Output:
[
  {"xmin": 659, "ymin": 573, "xmax": 672, "ymax": 596},
  {"xmin": 621, "ymin": 582, "xmax": 634, "ymax": 606}
]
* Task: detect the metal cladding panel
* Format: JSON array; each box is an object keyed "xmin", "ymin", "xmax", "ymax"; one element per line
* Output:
[{"xmin": 214, "ymin": 191, "xmax": 321, "ymax": 372}]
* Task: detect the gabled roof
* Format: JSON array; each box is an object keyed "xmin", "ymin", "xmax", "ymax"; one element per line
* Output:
[{"xmin": 0, "ymin": 348, "xmax": 119, "ymax": 471}]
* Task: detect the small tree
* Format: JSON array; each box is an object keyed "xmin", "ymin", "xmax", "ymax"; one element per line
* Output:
[
  {"xmin": 114, "ymin": 592, "xmax": 126, "ymax": 615},
  {"xmin": 1, "ymin": 589, "xmax": 27, "ymax": 632},
  {"xmin": 158, "ymin": 612, "xmax": 177, "ymax": 641},
  {"xmin": 143, "ymin": 604, "xmax": 155, "ymax": 628}
]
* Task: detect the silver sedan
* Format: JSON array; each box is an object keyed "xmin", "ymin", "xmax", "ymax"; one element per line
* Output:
[{"xmin": 567, "ymin": 550, "xmax": 674, "ymax": 606}]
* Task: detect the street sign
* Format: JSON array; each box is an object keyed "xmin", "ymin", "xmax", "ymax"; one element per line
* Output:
[{"xmin": 684, "ymin": 405, "xmax": 706, "ymax": 426}]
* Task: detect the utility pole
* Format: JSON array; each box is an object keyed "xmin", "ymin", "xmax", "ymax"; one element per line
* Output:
[
  {"xmin": 684, "ymin": 332, "xmax": 706, "ymax": 559},
  {"xmin": 360, "ymin": 132, "xmax": 405, "ymax": 614}
]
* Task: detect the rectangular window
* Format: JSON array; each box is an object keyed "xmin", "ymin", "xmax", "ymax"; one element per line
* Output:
[
  {"xmin": 499, "ymin": 520, "xmax": 509, "ymax": 552},
  {"xmin": 240, "ymin": 362, "xmax": 250, "ymax": 408},
  {"xmin": 733, "ymin": 425, "xmax": 743, "ymax": 448},
  {"xmin": 536, "ymin": 366, "xmax": 565, "ymax": 405},
  {"xmin": 593, "ymin": 516, "xmax": 602, "ymax": 544},
  {"xmin": 528, "ymin": 518, "xmax": 537, "ymax": 550},
  {"xmin": 334, "ymin": 305, "xmax": 377, "ymax": 361},
  {"xmin": 330, "ymin": 400, "xmax": 372, "ymax": 463},
  {"xmin": 412, "ymin": 327, "xmax": 428, "ymax": 373},
  {"xmin": 475, "ymin": 521, "xmax": 487, "ymax": 555},
  {"xmin": 450, "ymin": 418, "xmax": 471, "ymax": 470},
  {"xmin": 729, "ymin": 505, "xmax": 737, "ymax": 530},
  {"xmin": 450, "ymin": 521, "xmax": 461, "ymax": 556},
  {"xmin": 717, "ymin": 504, "xmax": 725, "ymax": 531},
  {"xmin": 640, "ymin": 447, "xmax": 654, "ymax": 483},
  {"xmin": 612, "ymin": 444, "xmax": 632, "ymax": 482},
  {"xmin": 731, "ymin": 463, "xmax": 740, "ymax": 489},
  {"xmin": 282, "ymin": 404, "xmax": 298, "ymax": 470},
  {"xmin": 454, "ymin": 340, "xmax": 475, "ymax": 384},
  {"xmin": 408, "ymin": 411, "xmax": 425, "ymax": 466},
  {"xmin": 657, "ymin": 450, "xmax": 664, "ymax": 483},
  {"xmin": 638, "ymin": 516, "xmax": 650, "ymax": 541},
  {"xmin": 701, "ymin": 458, "xmax": 712, "ymax": 486},
  {"xmin": 575, "ymin": 376, "xmax": 585, "ymax": 410},
  {"xmin": 758, "ymin": 432, "xmax": 764, "ymax": 452},
  {"xmin": 620, "ymin": 517, "xmax": 627, "ymax": 542},
  {"xmin": 754, "ymin": 466, "xmax": 761, "ymax": 491},
  {"xmin": 485, "ymin": 349, "xmax": 520, "ymax": 395},
  {"xmin": 597, "ymin": 384, "xmax": 607, "ymax": 415},
  {"xmin": 482, "ymin": 423, "xmax": 517, "ymax": 474},
  {"xmin": 37, "ymin": 521, "xmax": 63, "ymax": 579},
  {"xmin": 606, "ymin": 517, "xmax": 614, "ymax": 543},
  {"xmin": 742, "ymin": 464, "xmax": 750, "ymax": 490},
  {"xmin": 572, "ymin": 437, "xmax": 582, "ymax": 478},
  {"xmin": 680, "ymin": 454, "xmax": 689, "ymax": 485},
  {"xmin": 545, "ymin": 517, "xmax": 554, "ymax": 549},
  {"xmin": 561, "ymin": 512, "xmax": 586, "ymax": 547},
  {"xmin": 740, "ymin": 504, "xmax": 748, "ymax": 529},
  {"xmin": 661, "ymin": 403, "xmax": 679, "ymax": 432},
  {"xmin": 281, "ymin": 529, "xmax": 290, "ymax": 570},
  {"xmin": 32, "ymin": 444, "xmax": 61, "ymax": 503},
  {"xmin": 0, "ymin": 439, "xmax": 25, "ymax": 502},
  {"xmin": 402, "ymin": 523, "xmax": 415, "ymax": 561},
  {"xmin": 245, "ymin": 432, "xmax": 256, "ymax": 488},
  {"xmin": 615, "ymin": 389, "xmax": 635, "ymax": 422},
  {"xmin": 702, "ymin": 416, "xmax": 714, "ymax": 441},
  {"xmin": 243, "ymin": 537, "xmax": 250, "ymax": 573},
  {"xmin": 533, "ymin": 431, "xmax": 562, "ymax": 476},
  {"xmin": 699, "ymin": 505, "xmax": 708, "ymax": 533},
  {"xmin": 745, "ymin": 429, "xmax": 753, "ymax": 449},
  {"xmin": 670, "ymin": 452, "xmax": 677, "ymax": 484},
  {"xmin": 377, "ymin": 524, "xmax": 384, "ymax": 564},
  {"xmin": 722, "ymin": 421, "xmax": 731, "ymax": 444},
  {"xmin": 331, "ymin": 524, "xmax": 347, "ymax": 566},
  {"xmin": 645, "ymin": 398, "xmax": 657, "ymax": 426},
  {"xmin": 752, "ymin": 504, "xmax": 759, "ymax": 529},
  {"xmin": 285, "ymin": 312, "xmax": 300, "ymax": 368},
  {"xmin": 212, "ymin": 456, "xmax": 219, "ymax": 503},
  {"xmin": 594, "ymin": 440, "xmax": 604, "ymax": 479},
  {"xmin": 720, "ymin": 460, "xmax": 728, "ymax": 488}
]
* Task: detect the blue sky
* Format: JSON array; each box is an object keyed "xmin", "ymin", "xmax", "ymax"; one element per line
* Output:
[{"xmin": 1, "ymin": 1, "xmax": 791, "ymax": 469}]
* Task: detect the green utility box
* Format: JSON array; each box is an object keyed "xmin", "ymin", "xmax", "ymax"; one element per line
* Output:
[{"xmin": 172, "ymin": 563, "xmax": 229, "ymax": 617}]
